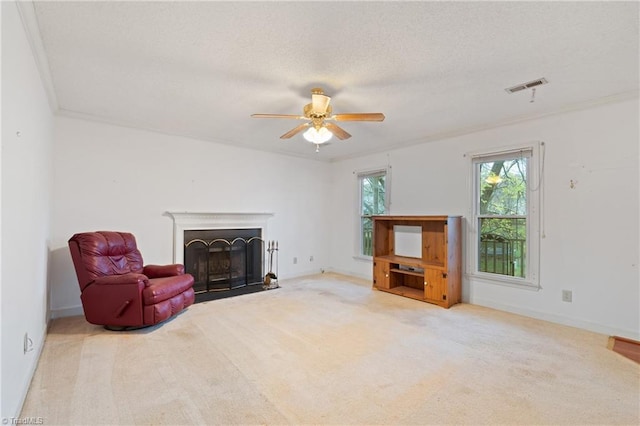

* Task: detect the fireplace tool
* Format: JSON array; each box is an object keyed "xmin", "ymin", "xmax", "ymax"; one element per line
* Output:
[{"xmin": 263, "ymin": 240, "xmax": 279, "ymax": 290}]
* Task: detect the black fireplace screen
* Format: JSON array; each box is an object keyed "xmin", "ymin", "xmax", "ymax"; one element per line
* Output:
[{"xmin": 184, "ymin": 228, "xmax": 264, "ymax": 294}]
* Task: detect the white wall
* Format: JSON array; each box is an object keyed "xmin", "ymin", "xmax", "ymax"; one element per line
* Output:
[
  {"xmin": 329, "ymin": 98, "xmax": 640, "ymax": 339},
  {"xmin": 49, "ymin": 116, "xmax": 332, "ymax": 316},
  {"xmin": 1, "ymin": 1, "xmax": 54, "ymax": 418}
]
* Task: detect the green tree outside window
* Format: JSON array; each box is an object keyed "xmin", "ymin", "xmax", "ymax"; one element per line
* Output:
[
  {"xmin": 477, "ymin": 157, "xmax": 528, "ymax": 278},
  {"xmin": 360, "ymin": 172, "xmax": 386, "ymax": 256}
]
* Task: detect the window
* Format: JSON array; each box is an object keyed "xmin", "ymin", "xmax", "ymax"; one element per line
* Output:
[
  {"xmin": 358, "ymin": 170, "xmax": 387, "ymax": 256},
  {"xmin": 470, "ymin": 144, "xmax": 542, "ymax": 286}
]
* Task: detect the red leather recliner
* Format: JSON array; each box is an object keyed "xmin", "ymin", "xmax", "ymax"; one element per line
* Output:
[{"xmin": 68, "ymin": 231, "xmax": 195, "ymax": 329}]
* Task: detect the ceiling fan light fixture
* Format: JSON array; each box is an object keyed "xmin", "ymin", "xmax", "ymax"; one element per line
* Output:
[
  {"xmin": 252, "ymin": 87, "xmax": 384, "ymax": 147},
  {"xmin": 303, "ymin": 126, "xmax": 332, "ymax": 144}
]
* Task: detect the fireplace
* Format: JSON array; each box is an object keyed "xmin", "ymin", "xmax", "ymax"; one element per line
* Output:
[
  {"xmin": 184, "ymin": 228, "xmax": 264, "ymax": 295},
  {"xmin": 166, "ymin": 212, "xmax": 274, "ymax": 302}
]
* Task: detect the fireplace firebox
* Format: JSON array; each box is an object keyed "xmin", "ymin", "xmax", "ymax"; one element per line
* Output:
[{"xmin": 184, "ymin": 228, "xmax": 264, "ymax": 302}]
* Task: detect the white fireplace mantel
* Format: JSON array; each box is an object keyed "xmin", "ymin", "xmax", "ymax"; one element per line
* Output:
[{"xmin": 166, "ymin": 212, "xmax": 274, "ymax": 264}]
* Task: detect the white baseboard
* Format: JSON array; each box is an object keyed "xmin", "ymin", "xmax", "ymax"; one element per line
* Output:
[
  {"xmin": 324, "ymin": 267, "xmax": 371, "ymax": 282},
  {"xmin": 471, "ymin": 297, "xmax": 640, "ymax": 340},
  {"xmin": 50, "ymin": 305, "xmax": 83, "ymax": 319},
  {"xmin": 301, "ymin": 272, "xmax": 639, "ymax": 340},
  {"xmin": 279, "ymin": 268, "xmax": 332, "ymax": 280}
]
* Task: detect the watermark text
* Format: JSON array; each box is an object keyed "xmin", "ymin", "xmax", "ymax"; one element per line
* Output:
[{"xmin": 2, "ymin": 417, "xmax": 44, "ymax": 425}]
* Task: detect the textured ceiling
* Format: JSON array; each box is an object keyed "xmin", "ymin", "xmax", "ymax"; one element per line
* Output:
[{"xmin": 30, "ymin": 1, "xmax": 639, "ymax": 161}]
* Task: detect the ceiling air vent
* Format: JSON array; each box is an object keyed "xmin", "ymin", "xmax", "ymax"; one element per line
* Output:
[{"xmin": 505, "ymin": 78, "xmax": 548, "ymax": 94}]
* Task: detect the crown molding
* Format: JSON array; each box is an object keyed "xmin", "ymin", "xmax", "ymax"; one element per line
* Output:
[
  {"xmin": 329, "ymin": 90, "xmax": 640, "ymax": 163},
  {"xmin": 15, "ymin": 0, "xmax": 59, "ymax": 112},
  {"xmin": 55, "ymin": 108, "xmax": 333, "ymax": 162}
]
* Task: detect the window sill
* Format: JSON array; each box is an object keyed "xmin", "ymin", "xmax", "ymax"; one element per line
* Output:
[
  {"xmin": 353, "ymin": 255, "xmax": 373, "ymax": 262},
  {"xmin": 466, "ymin": 271, "xmax": 540, "ymax": 291}
]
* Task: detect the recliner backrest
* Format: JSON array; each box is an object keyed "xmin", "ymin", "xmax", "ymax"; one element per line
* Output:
[{"xmin": 69, "ymin": 231, "xmax": 144, "ymax": 290}]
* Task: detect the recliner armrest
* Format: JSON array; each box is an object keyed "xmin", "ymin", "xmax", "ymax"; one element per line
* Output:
[
  {"xmin": 143, "ymin": 264, "xmax": 185, "ymax": 278},
  {"xmin": 93, "ymin": 273, "xmax": 149, "ymax": 287}
]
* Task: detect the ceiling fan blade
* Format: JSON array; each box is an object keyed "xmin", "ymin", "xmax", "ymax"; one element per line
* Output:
[
  {"xmin": 280, "ymin": 123, "xmax": 310, "ymax": 139},
  {"xmin": 324, "ymin": 122, "xmax": 351, "ymax": 140},
  {"xmin": 331, "ymin": 113, "xmax": 385, "ymax": 122},
  {"xmin": 311, "ymin": 94, "xmax": 331, "ymax": 114},
  {"xmin": 251, "ymin": 114, "xmax": 306, "ymax": 119}
]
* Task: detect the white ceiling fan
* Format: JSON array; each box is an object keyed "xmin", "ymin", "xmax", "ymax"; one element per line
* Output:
[{"xmin": 252, "ymin": 88, "xmax": 385, "ymax": 151}]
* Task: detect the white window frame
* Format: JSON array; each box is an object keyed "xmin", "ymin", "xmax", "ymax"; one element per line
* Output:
[
  {"xmin": 355, "ymin": 167, "xmax": 390, "ymax": 259},
  {"xmin": 467, "ymin": 142, "xmax": 543, "ymax": 289}
]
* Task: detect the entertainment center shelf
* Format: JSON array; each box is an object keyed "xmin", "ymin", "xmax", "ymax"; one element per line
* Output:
[
  {"xmin": 377, "ymin": 255, "xmax": 446, "ymax": 270},
  {"xmin": 372, "ymin": 215, "xmax": 462, "ymax": 308},
  {"xmin": 389, "ymin": 267, "xmax": 423, "ymax": 277}
]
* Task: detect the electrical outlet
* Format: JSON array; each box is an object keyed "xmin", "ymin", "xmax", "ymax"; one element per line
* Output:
[
  {"xmin": 23, "ymin": 332, "xmax": 34, "ymax": 354},
  {"xmin": 293, "ymin": 257, "xmax": 297, "ymax": 264},
  {"xmin": 562, "ymin": 290, "xmax": 572, "ymax": 303},
  {"xmin": 309, "ymin": 255, "xmax": 314, "ymax": 262}
]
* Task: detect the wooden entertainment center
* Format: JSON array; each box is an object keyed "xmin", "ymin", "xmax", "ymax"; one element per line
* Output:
[{"xmin": 372, "ymin": 215, "xmax": 462, "ymax": 308}]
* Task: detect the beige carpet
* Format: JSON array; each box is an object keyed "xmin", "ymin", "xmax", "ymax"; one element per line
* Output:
[{"xmin": 21, "ymin": 274, "xmax": 640, "ymax": 425}]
